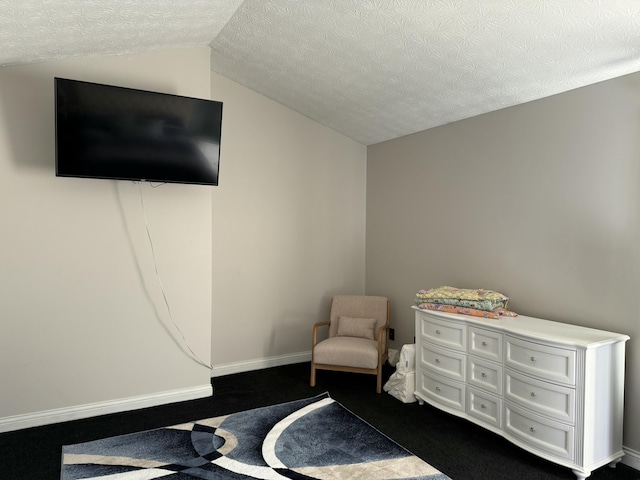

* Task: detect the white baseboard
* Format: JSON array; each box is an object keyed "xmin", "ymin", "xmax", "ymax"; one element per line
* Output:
[
  {"xmin": 622, "ymin": 447, "xmax": 640, "ymax": 471},
  {"xmin": 211, "ymin": 351, "xmax": 311, "ymax": 378},
  {"xmin": 0, "ymin": 384, "xmax": 212, "ymax": 434}
]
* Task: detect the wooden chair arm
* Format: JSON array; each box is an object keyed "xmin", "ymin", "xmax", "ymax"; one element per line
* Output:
[
  {"xmin": 377, "ymin": 324, "xmax": 390, "ymax": 356},
  {"xmin": 312, "ymin": 321, "xmax": 331, "ymax": 348}
]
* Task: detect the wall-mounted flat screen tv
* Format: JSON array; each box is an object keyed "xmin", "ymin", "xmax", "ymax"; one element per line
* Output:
[{"xmin": 55, "ymin": 78, "xmax": 223, "ymax": 186}]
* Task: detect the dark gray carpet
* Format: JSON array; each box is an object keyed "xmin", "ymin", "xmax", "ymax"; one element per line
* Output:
[{"xmin": 1, "ymin": 362, "xmax": 638, "ymax": 480}]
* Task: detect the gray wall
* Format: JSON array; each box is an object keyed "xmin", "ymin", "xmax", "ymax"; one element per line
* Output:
[
  {"xmin": 208, "ymin": 72, "xmax": 367, "ymax": 373},
  {"xmin": 0, "ymin": 48, "xmax": 214, "ymax": 426},
  {"xmin": 366, "ymin": 72, "xmax": 640, "ymax": 453},
  {"xmin": 0, "ymin": 50, "xmax": 367, "ymax": 429}
]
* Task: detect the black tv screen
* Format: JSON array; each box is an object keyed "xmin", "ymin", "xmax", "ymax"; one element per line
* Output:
[{"xmin": 55, "ymin": 78, "xmax": 223, "ymax": 186}]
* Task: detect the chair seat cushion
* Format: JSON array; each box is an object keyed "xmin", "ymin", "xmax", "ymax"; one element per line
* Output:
[{"xmin": 313, "ymin": 336, "xmax": 379, "ymax": 369}]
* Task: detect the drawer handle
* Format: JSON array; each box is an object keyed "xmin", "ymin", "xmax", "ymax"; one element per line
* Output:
[
  {"xmin": 482, "ymin": 341, "xmax": 488, "ymax": 347},
  {"xmin": 530, "ymin": 356, "xmax": 537, "ymax": 362},
  {"xmin": 481, "ymin": 372, "xmax": 487, "ymax": 378},
  {"xmin": 530, "ymin": 427, "xmax": 536, "ymax": 433},
  {"xmin": 530, "ymin": 392, "xmax": 537, "ymax": 398},
  {"xmin": 435, "ymin": 330, "xmax": 441, "ymax": 335},
  {"xmin": 435, "ymin": 358, "xmax": 441, "ymax": 364},
  {"xmin": 435, "ymin": 386, "xmax": 441, "ymax": 392},
  {"xmin": 480, "ymin": 404, "xmax": 487, "ymax": 409}
]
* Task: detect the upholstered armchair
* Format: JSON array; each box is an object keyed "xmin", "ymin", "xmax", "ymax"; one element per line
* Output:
[{"xmin": 310, "ymin": 295, "xmax": 390, "ymax": 393}]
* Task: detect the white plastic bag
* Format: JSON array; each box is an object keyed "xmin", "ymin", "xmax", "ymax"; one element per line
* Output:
[
  {"xmin": 383, "ymin": 344, "xmax": 417, "ymax": 403},
  {"xmin": 388, "ymin": 348, "xmax": 400, "ymax": 367}
]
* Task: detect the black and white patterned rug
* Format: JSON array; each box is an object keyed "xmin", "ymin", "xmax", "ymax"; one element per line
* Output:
[{"xmin": 61, "ymin": 392, "xmax": 450, "ymax": 479}]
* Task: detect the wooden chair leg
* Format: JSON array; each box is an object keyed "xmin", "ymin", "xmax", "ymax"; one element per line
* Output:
[
  {"xmin": 310, "ymin": 363, "xmax": 316, "ymax": 387},
  {"xmin": 376, "ymin": 365, "xmax": 382, "ymax": 393}
]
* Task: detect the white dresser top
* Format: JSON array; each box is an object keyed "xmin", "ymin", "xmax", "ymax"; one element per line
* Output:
[{"xmin": 413, "ymin": 306, "xmax": 630, "ymax": 349}]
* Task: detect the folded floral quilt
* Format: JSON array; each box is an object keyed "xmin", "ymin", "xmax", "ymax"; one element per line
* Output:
[
  {"xmin": 416, "ymin": 302, "xmax": 518, "ymax": 319},
  {"xmin": 415, "ymin": 285, "xmax": 509, "ymax": 312}
]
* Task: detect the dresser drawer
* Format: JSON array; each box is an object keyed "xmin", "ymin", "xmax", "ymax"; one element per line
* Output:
[
  {"xmin": 468, "ymin": 356, "xmax": 502, "ymax": 395},
  {"xmin": 505, "ymin": 369, "xmax": 575, "ymax": 423},
  {"xmin": 418, "ymin": 314, "xmax": 467, "ymax": 351},
  {"xmin": 505, "ymin": 402, "xmax": 575, "ymax": 460},
  {"xmin": 469, "ymin": 326, "xmax": 503, "ymax": 362},
  {"xmin": 468, "ymin": 387, "xmax": 502, "ymax": 428},
  {"xmin": 418, "ymin": 370, "xmax": 466, "ymax": 412},
  {"xmin": 419, "ymin": 341, "xmax": 466, "ymax": 381},
  {"xmin": 505, "ymin": 336, "xmax": 576, "ymax": 385}
]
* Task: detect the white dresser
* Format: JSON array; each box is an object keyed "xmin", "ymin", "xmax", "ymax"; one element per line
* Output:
[{"xmin": 413, "ymin": 306, "xmax": 629, "ymax": 480}]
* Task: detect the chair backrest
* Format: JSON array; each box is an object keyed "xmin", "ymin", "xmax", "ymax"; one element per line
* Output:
[{"xmin": 328, "ymin": 295, "xmax": 389, "ymax": 341}]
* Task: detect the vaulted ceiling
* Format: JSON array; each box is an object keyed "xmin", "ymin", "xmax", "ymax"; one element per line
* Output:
[{"xmin": 2, "ymin": 1, "xmax": 640, "ymax": 145}]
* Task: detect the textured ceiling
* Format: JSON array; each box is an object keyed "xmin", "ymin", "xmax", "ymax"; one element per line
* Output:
[
  {"xmin": 2, "ymin": 1, "xmax": 640, "ymax": 145},
  {"xmin": 0, "ymin": 0, "xmax": 245, "ymax": 65}
]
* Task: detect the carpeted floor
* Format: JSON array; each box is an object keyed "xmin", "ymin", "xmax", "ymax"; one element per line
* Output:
[{"xmin": 1, "ymin": 362, "xmax": 638, "ymax": 480}]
